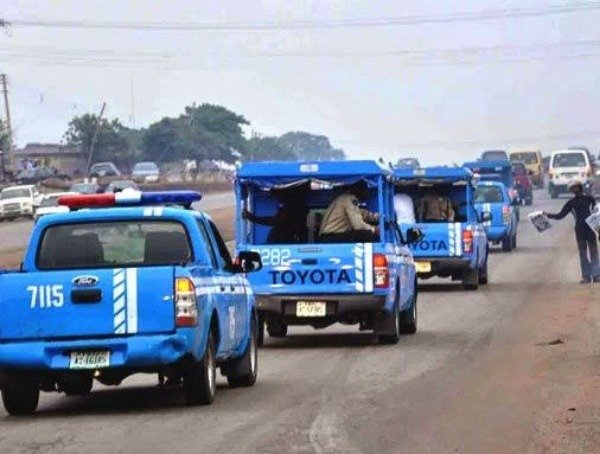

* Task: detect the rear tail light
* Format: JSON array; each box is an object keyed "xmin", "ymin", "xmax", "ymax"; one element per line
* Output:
[
  {"xmin": 373, "ymin": 253, "xmax": 389, "ymax": 288},
  {"xmin": 175, "ymin": 277, "xmax": 197, "ymax": 327},
  {"xmin": 462, "ymin": 230, "xmax": 473, "ymax": 254},
  {"xmin": 502, "ymin": 206, "xmax": 511, "ymax": 224}
]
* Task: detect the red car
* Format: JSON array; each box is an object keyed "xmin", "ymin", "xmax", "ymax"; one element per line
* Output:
[{"xmin": 511, "ymin": 162, "xmax": 533, "ymax": 206}]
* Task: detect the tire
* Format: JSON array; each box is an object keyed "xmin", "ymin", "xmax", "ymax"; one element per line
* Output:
[
  {"xmin": 550, "ymin": 186, "xmax": 558, "ymax": 199},
  {"xmin": 225, "ymin": 314, "xmax": 258, "ymax": 388},
  {"xmin": 2, "ymin": 386, "xmax": 40, "ymax": 416},
  {"xmin": 183, "ymin": 332, "xmax": 217, "ymax": 405},
  {"xmin": 376, "ymin": 288, "xmax": 401, "ymax": 344},
  {"xmin": 525, "ymin": 195, "xmax": 533, "ymax": 206},
  {"xmin": 399, "ymin": 284, "xmax": 418, "ymax": 335},
  {"xmin": 256, "ymin": 312, "xmax": 265, "ymax": 348},
  {"xmin": 462, "ymin": 267, "xmax": 479, "ymax": 290},
  {"xmin": 266, "ymin": 318, "xmax": 287, "ymax": 338},
  {"xmin": 512, "ymin": 234, "xmax": 517, "ymax": 250},
  {"xmin": 478, "ymin": 251, "xmax": 489, "ymax": 285},
  {"xmin": 502, "ymin": 235, "xmax": 513, "ymax": 252}
]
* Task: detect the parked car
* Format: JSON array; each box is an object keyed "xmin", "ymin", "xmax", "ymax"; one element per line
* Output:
[
  {"xmin": 33, "ymin": 192, "xmax": 71, "ymax": 222},
  {"xmin": 105, "ymin": 180, "xmax": 138, "ymax": 193},
  {"xmin": 132, "ymin": 162, "xmax": 160, "ymax": 183},
  {"xmin": 511, "ymin": 162, "xmax": 533, "ymax": 205},
  {"xmin": 16, "ymin": 167, "xmax": 68, "ymax": 185},
  {"xmin": 69, "ymin": 182, "xmax": 100, "ymax": 194},
  {"xmin": 89, "ymin": 162, "xmax": 121, "ymax": 178},
  {"xmin": 481, "ymin": 150, "xmax": 509, "ymax": 161},
  {"xmin": 0, "ymin": 185, "xmax": 43, "ymax": 220}
]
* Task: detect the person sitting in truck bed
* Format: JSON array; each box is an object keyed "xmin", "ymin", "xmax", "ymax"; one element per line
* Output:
[
  {"xmin": 318, "ymin": 180, "xmax": 380, "ymax": 242},
  {"xmin": 417, "ymin": 190, "xmax": 455, "ymax": 222},
  {"xmin": 242, "ymin": 184, "xmax": 309, "ymax": 244}
]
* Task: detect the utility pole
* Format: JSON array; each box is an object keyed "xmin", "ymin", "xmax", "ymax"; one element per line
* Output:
[
  {"xmin": 1, "ymin": 73, "xmax": 14, "ymax": 167},
  {"xmin": 85, "ymin": 102, "xmax": 107, "ymax": 173}
]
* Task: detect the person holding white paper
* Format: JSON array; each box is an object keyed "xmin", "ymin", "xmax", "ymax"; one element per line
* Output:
[{"xmin": 543, "ymin": 179, "xmax": 598, "ymax": 283}]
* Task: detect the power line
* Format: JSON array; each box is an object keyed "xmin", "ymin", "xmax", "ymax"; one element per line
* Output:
[{"xmin": 4, "ymin": 2, "xmax": 600, "ymax": 31}]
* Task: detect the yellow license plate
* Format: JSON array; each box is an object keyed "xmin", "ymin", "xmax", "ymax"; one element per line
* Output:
[
  {"xmin": 296, "ymin": 301, "xmax": 326, "ymax": 317},
  {"xmin": 415, "ymin": 261, "xmax": 432, "ymax": 273}
]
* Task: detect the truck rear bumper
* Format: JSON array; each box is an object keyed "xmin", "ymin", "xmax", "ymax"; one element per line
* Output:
[
  {"xmin": 415, "ymin": 257, "xmax": 472, "ymax": 278},
  {"xmin": 0, "ymin": 333, "xmax": 193, "ymax": 370},
  {"xmin": 256, "ymin": 294, "xmax": 387, "ymax": 317}
]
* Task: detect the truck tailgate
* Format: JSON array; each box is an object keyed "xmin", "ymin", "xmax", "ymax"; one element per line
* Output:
[
  {"xmin": 402, "ymin": 222, "xmax": 465, "ymax": 257},
  {"xmin": 0, "ymin": 267, "xmax": 175, "ymax": 341},
  {"xmin": 248, "ymin": 243, "xmax": 374, "ymax": 295}
]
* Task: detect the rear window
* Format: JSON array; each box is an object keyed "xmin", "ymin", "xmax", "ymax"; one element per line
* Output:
[
  {"xmin": 37, "ymin": 221, "xmax": 192, "ymax": 269},
  {"xmin": 510, "ymin": 152, "xmax": 538, "ymax": 164},
  {"xmin": 40, "ymin": 196, "xmax": 60, "ymax": 207},
  {"xmin": 482, "ymin": 151, "xmax": 508, "ymax": 161},
  {"xmin": 552, "ymin": 152, "xmax": 586, "ymax": 168},
  {"xmin": 474, "ymin": 186, "xmax": 504, "ymax": 203},
  {"xmin": 512, "ymin": 164, "xmax": 526, "ymax": 175}
]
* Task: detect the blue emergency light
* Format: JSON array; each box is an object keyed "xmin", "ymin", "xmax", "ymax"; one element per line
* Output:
[{"xmin": 59, "ymin": 190, "xmax": 202, "ymax": 209}]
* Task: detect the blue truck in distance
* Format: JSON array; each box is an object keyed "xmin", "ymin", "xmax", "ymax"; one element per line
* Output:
[
  {"xmin": 0, "ymin": 191, "xmax": 262, "ymax": 415},
  {"xmin": 393, "ymin": 166, "xmax": 490, "ymax": 290},
  {"xmin": 235, "ymin": 160, "xmax": 420, "ymax": 345},
  {"xmin": 473, "ymin": 181, "xmax": 519, "ymax": 252}
]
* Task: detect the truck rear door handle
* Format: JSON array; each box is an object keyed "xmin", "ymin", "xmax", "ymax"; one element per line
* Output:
[
  {"xmin": 220, "ymin": 285, "xmax": 226, "ymax": 292},
  {"xmin": 302, "ymin": 259, "xmax": 317, "ymax": 265},
  {"xmin": 71, "ymin": 289, "xmax": 102, "ymax": 304},
  {"xmin": 230, "ymin": 285, "xmax": 235, "ymax": 292}
]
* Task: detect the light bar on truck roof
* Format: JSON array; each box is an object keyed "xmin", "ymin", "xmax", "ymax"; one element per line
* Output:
[{"xmin": 58, "ymin": 190, "xmax": 202, "ymax": 209}]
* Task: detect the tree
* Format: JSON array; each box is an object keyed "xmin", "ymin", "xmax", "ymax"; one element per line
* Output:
[
  {"xmin": 0, "ymin": 118, "xmax": 9, "ymax": 155},
  {"xmin": 246, "ymin": 136, "xmax": 297, "ymax": 161},
  {"xmin": 278, "ymin": 131, "xmax": 345, "ymax": 161},
  {"xmin": 64, "ymin": 113, "xmax": 131, "ymax": 169},
  {"xmin": 142, "ymin": 103, "xmax": 249, "ymax": 163}
]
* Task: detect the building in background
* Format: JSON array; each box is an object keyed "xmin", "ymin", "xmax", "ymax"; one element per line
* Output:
[{"xmin": 14, "ymin": 143, "xmax": 86, "ymax": 176}]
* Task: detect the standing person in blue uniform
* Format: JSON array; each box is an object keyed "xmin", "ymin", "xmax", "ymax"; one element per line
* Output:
[{"xmin": 543, "ymin": 179, "xmax": 599, "ymax": 284}]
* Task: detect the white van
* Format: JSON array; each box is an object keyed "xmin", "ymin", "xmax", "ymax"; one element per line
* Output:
[{"xmin": 548, "ymin": 149, "xmax": 592, "ymax": 198}]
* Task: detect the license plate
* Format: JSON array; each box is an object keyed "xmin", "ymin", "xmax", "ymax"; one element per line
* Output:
[
  {"xmin": 69, "ymin": 351, "xmax": 110, "ymax": 369},
  {"xmin": 415, "ymin": 261, "xmax": 432, "ymax": 273},
  {"xmin": 296, "ymin": 301, "xmax": 326, "ymax": 317}
]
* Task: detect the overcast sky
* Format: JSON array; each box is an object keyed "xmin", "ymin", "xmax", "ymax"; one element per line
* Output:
[{"xmin": 2, "ymin": 0, "xmax": 600, "ymax": 164}]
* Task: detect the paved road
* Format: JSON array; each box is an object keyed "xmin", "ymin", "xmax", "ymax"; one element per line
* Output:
[
  {"xmin": 0, "ymin": 192, "xmax": 235, "ymax": 254},
  {"xmin": 0, "ymin": 189, "xmax": 594, "ymax": 452}
]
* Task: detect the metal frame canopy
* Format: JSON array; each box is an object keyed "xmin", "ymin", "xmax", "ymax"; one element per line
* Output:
[
  {"xmin": 236, "ymin": 160, "xmax": 390, "ymax": 189},
  {"xmin": 393, "ymin": 166, "xmax": 474, "ymax": 186}
]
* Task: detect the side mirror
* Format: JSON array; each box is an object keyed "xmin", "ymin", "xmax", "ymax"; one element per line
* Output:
[
  {"xmin": 481, "ymin": 211, "xmax": 492, "ymax": 222},
  {"xmin": 405, "ymin": 227, "xmax": 423, "ymax": 244},
  {"xmin": 236, "ymin": 250, "xmax": 262, "ymax": 273}
]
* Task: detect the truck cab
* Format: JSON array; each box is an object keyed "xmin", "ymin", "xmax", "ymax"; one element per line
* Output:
[
  {"xmin": 473, "ymin": 181, "xmax": 518, "ymax": 252},
  {"xmin": 0, "ymin": 190, "xmax": 261, "ymax": 415},
  {"xmin": 393, "ymin": 166, "xmax": 489, "ymax": 290},
  {"xmin": 235, "ymin": 160, "xmax": 418, "ymax": 346}
]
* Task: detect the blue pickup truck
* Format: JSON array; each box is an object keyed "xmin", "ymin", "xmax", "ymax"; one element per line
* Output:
[
  {"xmin": 393, "ymin": 166, "xmax": 490, "ymax": 290},
  {"xmin": 473, "ymin": 181, "xmax": 518, "ymax": 252},
  {"xmin": 0, "ymin": 191, "xmax": 262, "ymax": 415},
  {"xmin": 235, "ymin": 160, "xmax": 419, "ymax": 345}
]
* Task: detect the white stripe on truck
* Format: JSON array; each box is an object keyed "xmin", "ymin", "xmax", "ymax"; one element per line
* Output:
[{"xmin": 126, "ymin": 268, "xmax": 138, "ymax": 334}]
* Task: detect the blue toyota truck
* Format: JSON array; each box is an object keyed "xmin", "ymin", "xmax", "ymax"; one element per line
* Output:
[
  {"xmin": 473, "ymin": 181, "xmax": 518, "ymax": 252},
  {"xmin": 235, "ymin": 160, "xmax": 420, "ymax": 345},
  {"xmin": 393, "ymin": 166, "xmax": 490, "ymax": 290},
  {"xmin": 0, "ymin": 190, "xmax": 262, "ymax": 415}
]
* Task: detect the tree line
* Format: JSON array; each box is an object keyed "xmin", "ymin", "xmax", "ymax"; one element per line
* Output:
[{"xmin": 63, "ymin": 103, "xmax": 345, "ymax": 169}]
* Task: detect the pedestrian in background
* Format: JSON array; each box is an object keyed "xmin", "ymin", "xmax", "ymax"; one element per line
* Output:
[{"xmin": 543, "ymin": 179, "xmax": 599, "ymax": 284}]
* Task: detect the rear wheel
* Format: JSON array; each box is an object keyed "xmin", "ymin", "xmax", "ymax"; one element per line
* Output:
[
  {"xmin": 550, "ymin": 186, "xmax": 558, "ymax": 199},
  {"xmin": 1, "ymin": 386, "xmax": 40, "ymax": 416},
  {"xmin": 225, "ymin": 314, "xmax": 258, "ymax": 388},
  {"xmin": 462, "ymin": 267, "xmax": 479, "ymax": 290},
  {"xmin": 512, "ymin": 234, "xmax": 517, "ymax": 249},
  {"xmin": 478, "ymin": 252, "xmax": 489, "ymax": 285},
  {"xmin": 256, "ymin": 312, "xmax": 265, "ymax": 348},
  {"xmin": 376, "ymin": 289, "xmax": 401, "ymax": 344},
  {"xmin": 399, "ymin": 285, "xmax": 418, "ymax": 335},
  {"xmin": 502, "ymin": 235, "xmax": 513, "ymax": 252},
  {"xmin": 183, "ymin": 332, "xmax": 216, "ymax": 405}
]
